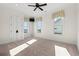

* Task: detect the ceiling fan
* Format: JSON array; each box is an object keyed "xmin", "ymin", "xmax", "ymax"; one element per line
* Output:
[{"xmin": 28, "ymin": 3, "xmax": 47, "ymax": 11}]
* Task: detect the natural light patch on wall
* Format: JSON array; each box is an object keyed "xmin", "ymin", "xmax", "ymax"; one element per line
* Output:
[
  {"xmin": 26, "ymin": 39, "xmax": 37, "ymax": 45},
  {"xmin": 10, "ymin": 43, "xmax": 29, "ymax": 56},
  {"xmin": 55, "ymin": 45, "xmax": 70, "ymax": 56}
]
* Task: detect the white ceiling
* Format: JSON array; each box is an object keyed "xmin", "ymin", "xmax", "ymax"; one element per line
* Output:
[{"xmin": 0, "ymin": 3, "xmax": 77, "ymax": 17}]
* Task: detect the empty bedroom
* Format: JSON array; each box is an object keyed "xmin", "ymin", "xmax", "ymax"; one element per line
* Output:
[{"xmin": 0, "ymin": 3, "xmax": 79, "ymax": 56}]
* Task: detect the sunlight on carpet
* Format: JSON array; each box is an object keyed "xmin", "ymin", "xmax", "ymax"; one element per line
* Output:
[
  {"xmin": 55, "ymin": 45, "xmax": 70, "ymax": 56},
  {"xmin": 26, "ymin": 39, "xmax": 37, "ymax": 45},
  {"xmin": 9, "ymin": 39, "xmax": 37, "ymax": 56},
  {"xmin": 10, "ymin": 43, "xmax": 29, "ymax": 56}
]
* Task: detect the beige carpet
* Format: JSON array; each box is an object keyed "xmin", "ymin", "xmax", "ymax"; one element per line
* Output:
[{"xmin": 0, "ymin": 37, "xmax": 79, "ymax": 56}]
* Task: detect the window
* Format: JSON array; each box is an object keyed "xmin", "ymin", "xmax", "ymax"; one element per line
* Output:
[
  {"xmin": 24, "ymin": 19, "xmax": 29, "ymax": 33},
  {"xmin": 36, "ymin": 17, "xmax": 42, "ymax": 33},
  {"xmin": 37, "ymin": 21, "xmax": 42, "ymax": 33},
  {"xmin": 54, "ymin": 16, "xmax": 63, "ymax": 34},
  {"xmin": 53, "ymin": 10, "xmax": 64, "ymax": 34}
]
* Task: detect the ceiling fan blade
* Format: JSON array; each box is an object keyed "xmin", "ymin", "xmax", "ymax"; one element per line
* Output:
[
  {"xmin": 39, "ymin": 7, "xmax": 43, "ymax": 11},
  {"xmin": 28, "ymin": 5, "xmax": 35, "ymax": 7},
  {"xmin": 39, "ymin": 3, "xmax": 47, "ymax": 6},
  {"xmin": 34, "ymin": 7, "xmax": 37, "ymax": 11}
]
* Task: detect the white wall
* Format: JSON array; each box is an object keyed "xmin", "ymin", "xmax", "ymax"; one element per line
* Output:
[
  {"xmin": 77, "ymin": 4, "xmax": 79, "ymax": 51},
  {"xmin": 0, "ymin": 6, "xmax": 25, "ymax": 44},
  {"xmin": 0, "ymin": 5, "xmax": 35, "ymax": 44},
  {"xmin": 34, "ymin": 4, "xmax": 77, "ymax": 45},
  {"xmin": 29, "ymin": 22, "xmax": 34, "ymax": 37},
  {"xmin": 0, "ymin": 4, "xmax": 78, "ymax": 45}
]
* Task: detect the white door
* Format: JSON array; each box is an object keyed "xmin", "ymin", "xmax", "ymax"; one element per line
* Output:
[
  {"xmin": 29, "ymin": 22, "xmax": 34, "ymax": 37},
  {"xmin": 10, "ymin": 16, "xmax": 16, "ymax": 40}
]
